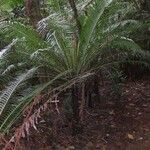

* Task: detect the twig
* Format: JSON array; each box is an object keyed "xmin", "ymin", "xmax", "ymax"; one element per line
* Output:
[{"xmin": 101, "ymin": 138, "xmax": 108, "ymax": 143}]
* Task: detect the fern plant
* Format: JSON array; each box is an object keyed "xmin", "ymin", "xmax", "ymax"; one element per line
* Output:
[{"xmin": 0, "ymin": 0, "xmax": 149, "ymax": 140}]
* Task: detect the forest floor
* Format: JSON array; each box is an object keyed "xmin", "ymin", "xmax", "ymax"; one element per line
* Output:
[{"xmin": 11, "ymin": 76, "xmax": 150, "ymax": 150}]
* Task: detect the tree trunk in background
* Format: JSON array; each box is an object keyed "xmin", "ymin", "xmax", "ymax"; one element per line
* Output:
[{"xmin": 24, "ymin": 0, "xmax": 42, "ymax": 27}]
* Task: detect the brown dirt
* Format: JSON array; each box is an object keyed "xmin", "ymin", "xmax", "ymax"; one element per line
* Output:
[{"xmin": 6, "ymin": 77, "xmax": 150, "ymax": 150}]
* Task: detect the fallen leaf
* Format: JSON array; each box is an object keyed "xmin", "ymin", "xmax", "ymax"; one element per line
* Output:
[
  {"xmin": 127, "ymin": 133, "xmax": 134, "ymax": 140},
  {"xmin": 129, "ymin": 103, "xmax": 135, "ymax": 106},
  {"xmin": 109, "ymin": 110, "xmax": 115, "ymax": 115}
]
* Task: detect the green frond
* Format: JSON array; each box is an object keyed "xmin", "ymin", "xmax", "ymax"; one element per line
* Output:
[
  {"xmin": 0, "ymin": 21, "xmax": 47, "ymax": 51},
  {"xmin": 37, "ymin": 13, "xmax": 76, "ymax": 70},
  {"xmin": 0, "ymin": 86, "xmax": 42, "ymax": 133},
  {"xmin": 0, "ymin": 68, "xmax": 37, "ymax": 115},
  {"xmin": 0, "ymin": 38, "xmax": 18, "ymax": 59},
  {"xmin": 0, "ymin": 0, "xmax": 23, "ymax": 11},
  {"xmin": 0, "ymin": 69, "xmax": 71, "ymax": 134},
  {"xmin": 78, "ymin": 0, "xmax": 107, "ymax": 54},
  {"xmin": 30, "ymin": 48, "xmax": 68, "ymax": 73}
]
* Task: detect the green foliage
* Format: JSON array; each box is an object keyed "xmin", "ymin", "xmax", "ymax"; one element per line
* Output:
[
  {"xmin": 0, "ymin": 68, "xmax": 37, "ymax": 115},
  {"xmin": 127, "ymin": 0, "xmax": 150, "ymax": 50},
  {"xmin": 0, "ymin": 0, "xmax": 23, "ymax": 11}
]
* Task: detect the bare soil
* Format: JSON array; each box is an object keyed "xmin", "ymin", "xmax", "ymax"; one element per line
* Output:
[{"xmin": 6, "ymin": 77, "xmax": 150, "ymax": 150}]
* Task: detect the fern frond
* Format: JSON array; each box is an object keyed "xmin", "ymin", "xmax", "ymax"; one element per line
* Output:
[
  {"xmin": 0, "ymin": 68, "xmax": 37, "ymax": 115},
  {"xmin": 0, "ymin": 38, "xmax": 18, "ymax": 59},
  {"xmin": 0, "ymin": 86, "xmax": 43, "ymax": 133},
  {"xmin": 79, "ymin": 0, "xmax": 107, "ymax": 54},
  {"xmin": 0, "ymin": 21, "xmax": 47, "ymax": 51}
]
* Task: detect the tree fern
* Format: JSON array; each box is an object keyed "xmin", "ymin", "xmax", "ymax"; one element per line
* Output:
[{"xmin": 0, "ymin": 0, "xmax": 149, "ymax": 137}]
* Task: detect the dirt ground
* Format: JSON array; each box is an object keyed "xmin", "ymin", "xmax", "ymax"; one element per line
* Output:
[{"xmin": 4, "ymin": 77, "xmax": 150, "ymax": 150}]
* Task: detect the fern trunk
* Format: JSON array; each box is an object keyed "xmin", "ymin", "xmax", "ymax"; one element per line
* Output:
[{"xmin": 71, "ymin": 84, "xmax": 82, "ymax": 135}]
